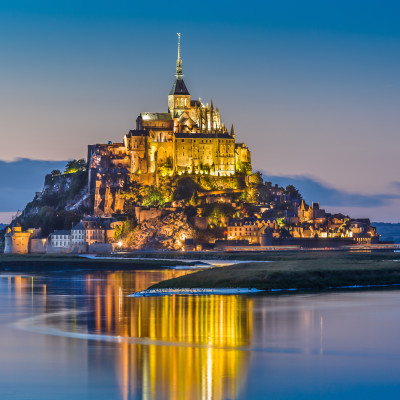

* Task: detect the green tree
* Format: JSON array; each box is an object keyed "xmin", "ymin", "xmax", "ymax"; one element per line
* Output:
[
  {"xmin": 142, "ymin": 187, "xmax": 165, "ymax": 207},
  {"xmin": 114, "ymin": 220, "xmax": 135, "ymax": 240},
  {"xmin": 65, "ymin": 159, "xmax": 87, "ymax": 174},
  {"xmin": 236, "ymin": 161, "xmax": 252, "ymax": 175},
  {"xmin": 284, "ymin": 185, "xmax": 302, "ymax": 201},
  {"xmin": 173, "ymin": 177, "xmax": 202, "ymax": 201},
  {"xmin": 248, "ymin": 171, "xmax": 263, "ymax": 185}
]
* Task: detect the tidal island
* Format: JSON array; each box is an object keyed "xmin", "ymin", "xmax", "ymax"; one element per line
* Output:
[{"xmin": 1, "ymin": 34, "xmax": 394, "ymax": 260}]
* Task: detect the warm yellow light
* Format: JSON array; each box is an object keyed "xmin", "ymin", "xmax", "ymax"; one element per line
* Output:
[{"xmin": 118, "ymin": 241, "xmax": 123, "ymax": 247}]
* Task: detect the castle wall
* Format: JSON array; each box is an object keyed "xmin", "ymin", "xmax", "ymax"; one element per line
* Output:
[
  {"xmin": 46, "ymin": 245, "xmax": 73, "ymax": 254},
  {"xmin": 30, "ymin": 238, "xmax": 47, "ymax": 254},
  {"xmin": 4, "ymin": 233, "xmax": 31, "ymax": 254},
  {"xmin": 135, "ymin": 207, "xmax": 165, "ymax": 224},
  {"xmin": 174, "ymin": 135, "xmax": 235, "ymax": 176},
  {"xmin": 88, "ymin": 243, "xmax": 113, "ymax": 254}
]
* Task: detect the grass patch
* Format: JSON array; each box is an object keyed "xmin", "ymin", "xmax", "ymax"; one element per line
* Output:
[
  {"xmin": 150, "ymin": 252, "xmax": 400, "ymax": 291},
  {"xmin": 0, "ymin": 253, "xmax": 199, "ymax": 271}
]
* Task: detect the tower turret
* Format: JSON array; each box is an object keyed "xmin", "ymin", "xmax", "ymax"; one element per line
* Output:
[{"xmin": 231, "ymin": 124, "xmax": 235, "ymax": 138}]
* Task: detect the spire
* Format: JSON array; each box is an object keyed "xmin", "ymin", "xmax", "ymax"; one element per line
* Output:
[
  {"xmin": 176, "ymin": 33, "xmax": 183, "ymax": 79},
  {"xmin": 231, "ymin": 124, "xmax": 235, "ymax": 137},
  {"xmin": 169, "ymin": 33, "xmax": 190, "ymax": 96}
]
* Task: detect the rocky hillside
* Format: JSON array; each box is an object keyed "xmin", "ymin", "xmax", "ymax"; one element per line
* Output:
[
  {"xmin": 17, "ymin": 170, "xmax": 91, "ymax": 236},
  {"xmin": 125, "ymin": 211, "xmax": 194, "ymax": 250}
]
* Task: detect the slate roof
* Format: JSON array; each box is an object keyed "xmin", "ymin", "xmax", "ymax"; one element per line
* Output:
[
  {"xmin": 52, "ymin": 230, "xmax": 71, "ymax": 236},
  {"xmin": 174, "ymin": 133, "xmax": 234, "ymax": 139},
  {"xmin": 169, "ymin": 78, "xmax": 190, "ymax": 95},
  {"xmin": 228, "ymin": 217, "xmax": 258, "ymax": 226},
  {"xmin": 140, "ymin": 113, "xmax": 172, "ymax": 121},
  {"xmin": 72, "ymin": 222, "xmax": 85, "ymax": 231},
  {"xmin": 190, "ymin": 100, "xmax": 201, "ymax": 107},
  {"xmin": 126, "ymin": 130, "xmax": 149, "ymax": 138},
  {"xmin": 72, "ymin": 221, "xmax": 104, "ymax": 230}
]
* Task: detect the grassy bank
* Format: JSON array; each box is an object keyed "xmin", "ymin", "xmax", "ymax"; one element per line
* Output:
[
  {"xmin": 150, "ymin": 252, "xmax": 400, "ymax": 291},
  {"xmin": 0, "ymin": 254, "xmax": 200, "ymax": 271}
]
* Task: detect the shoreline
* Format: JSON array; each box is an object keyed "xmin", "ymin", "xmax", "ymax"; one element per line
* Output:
[
  {"xmin": 128, "ymin": 288, "xmax": 264, "ymax": 297},
  {"xmin": 129, "ymin": 283, "xmax": 400, "ymax": 297},
  {"xmin": 0, "ymin": 253, "xmax": 203, "ymax": 271},
  {"xmin": 4, "ymin": 253, "xmax": 400, "ymax": 297},
  {"xmin": 149, "ymin": 253, "xmax": 400, "ymax": 292}
]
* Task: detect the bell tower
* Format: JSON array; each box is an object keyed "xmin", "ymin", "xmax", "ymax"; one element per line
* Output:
[{"xmin": 168, "ymin": 33, "xmax": 191, "ymax": 118}]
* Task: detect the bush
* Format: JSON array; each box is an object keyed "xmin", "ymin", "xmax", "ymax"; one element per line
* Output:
[
  {"xmin": 65, "ymin": 159, "xmax": 86, "ymax": 174},
  {"xmin": 173, "ymin": 177, "xmax": 202, "ymax": 201}
]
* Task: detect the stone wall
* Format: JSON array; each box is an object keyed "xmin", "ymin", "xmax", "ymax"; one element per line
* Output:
[
  {"xmin": 46, "ymin": 245, "xmax": 74, "ymax": 254},
  {"xmin": 30, "ymin": 239, "xmax": 47, "ymax": 254},
  {"xmin": 4, "ymin": 234, "xmax": 31, "ymax": 254},
  {"xmin": 88, "ymin": 243, "xmax": 113, "ymax": 254},
  {"xmin": 135, "ymin": 207, "xmax": 165, "ymax": 224}
]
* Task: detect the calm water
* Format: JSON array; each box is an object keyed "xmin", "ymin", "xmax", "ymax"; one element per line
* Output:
[{"xmin": 1, "ymin": 269, "xmax": 400, "ymax": 399}]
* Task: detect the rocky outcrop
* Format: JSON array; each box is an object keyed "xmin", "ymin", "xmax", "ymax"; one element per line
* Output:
[
  {"xmin": 31, "ymin": 171, "xmax": 90, "ymax": 213},
  {"xmin": 126, "ymin": 211, "xmax": 194, "ymax": 250}
]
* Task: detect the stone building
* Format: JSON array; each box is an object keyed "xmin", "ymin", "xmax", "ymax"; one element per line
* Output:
[
  {"xmin": 298, "ymin": 200, "xmax": 326, "ymax": 223},
  {"xmin": 72, "ymin": 220, "xmax": 105, "ymax": 246},
  {"xmin": 4, "ymin": 224, "xmax": 32, "ymax": 254},
  {"xmin": 227, "ymin": 218, "xmax": 260, "ymax": 244},
  {"xmin": 88, "ymin": 34, "xmax": 251, "ymax": 216},
  {"xmin": 50, "ymin": 230, "xmax": 71, "ymax": 248}
]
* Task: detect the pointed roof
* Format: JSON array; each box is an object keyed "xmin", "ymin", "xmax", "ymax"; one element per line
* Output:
[{"xmin": 169, "ymin": 78, "xmax": 190, "ymax": 95}]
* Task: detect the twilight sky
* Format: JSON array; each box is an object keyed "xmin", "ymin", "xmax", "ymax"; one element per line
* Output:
[{"xmin": 1, "ymin": 0, "xmax": 400, "ymax": 223}]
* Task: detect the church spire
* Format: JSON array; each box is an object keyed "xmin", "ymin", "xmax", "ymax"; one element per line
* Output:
[
  {"xmin": 169, "ymin": 33, "xmax": 189, "ymax": 96},
  {"xmin": 176, "ymin": 33, "xmax": 183, "ymax": 79}
]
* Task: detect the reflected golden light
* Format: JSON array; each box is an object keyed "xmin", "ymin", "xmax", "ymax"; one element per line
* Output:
[
  {"xmin": 7, "ymin": 271, "xmax": 253, "ymax": 400},
  {"xmin": 86, "ymin": 271, "xmax": 253, "ymax": 400}
]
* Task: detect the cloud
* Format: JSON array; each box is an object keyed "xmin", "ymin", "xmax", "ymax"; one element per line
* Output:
[
  {"xmin": 0, "ymin": 160, "xmax": 398, "ymax": 222},
  {"xmin": 391, "ymin": 181, "xmax": 400, "ymax": 192},
  {"xmin": 0, "ymin": 158, "xmax": 67, "ymax": 212},
  {"xmin": 261, "ymin": 172, "xmax": 400, "ymax": 208}
]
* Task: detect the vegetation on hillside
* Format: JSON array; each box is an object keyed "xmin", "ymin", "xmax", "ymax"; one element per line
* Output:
[{"xmin": 16, "ymin": 160, "xmax": 90, "ymax": 236}]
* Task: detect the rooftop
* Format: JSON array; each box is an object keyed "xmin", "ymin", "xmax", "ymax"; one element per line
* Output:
[
  {"xmin": 174, "ymin": 132, "xmax": 234, "ymax": 139},
  {"xmin": 169, "ymin": 78, "xmax": 190, "ymax": 96},
  {"xmin": 140, "ymin": 112, "xmax": 172, "ymax": 121}
]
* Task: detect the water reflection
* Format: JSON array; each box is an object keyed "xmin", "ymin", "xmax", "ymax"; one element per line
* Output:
[
  {"xmin": 5, "ymin": 271, "xmax": 400, "ymax": 399},
  {"xmin": 88, "ymin": 272, "xmax": 252, "ymax": 400},
  {"xmin": 7, "ymin": 271, "xmax": 253, "ymax": 400}
]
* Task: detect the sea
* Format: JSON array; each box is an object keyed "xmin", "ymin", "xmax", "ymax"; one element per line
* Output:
[{"xmin": 1, "ymin": 268, "xmax": 400, "ymax": 399}]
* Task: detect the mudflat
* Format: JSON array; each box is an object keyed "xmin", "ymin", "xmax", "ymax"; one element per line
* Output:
[{"xmin": 150, "ymin": 251, "xmax": 400, "ymax": 291}]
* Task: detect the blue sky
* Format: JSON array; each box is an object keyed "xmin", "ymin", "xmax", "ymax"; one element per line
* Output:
[{"xmin": 1, "ymin": 1, "xmax": 400, "ymax": 222}]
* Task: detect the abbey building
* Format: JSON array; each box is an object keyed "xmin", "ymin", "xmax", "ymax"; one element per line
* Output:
[{"xmin": 88, "ymin": 34, "xmax": 251, "ymax": 215}]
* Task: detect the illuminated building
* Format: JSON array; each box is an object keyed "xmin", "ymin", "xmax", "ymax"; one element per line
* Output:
[
  {"xmin": 88, "ymin": 34, "xmax": 251, "ymax": 216},
  {"xmin": 4, "ymin": 223, "xmax": 33, "ymax": 254}
]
